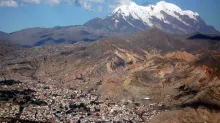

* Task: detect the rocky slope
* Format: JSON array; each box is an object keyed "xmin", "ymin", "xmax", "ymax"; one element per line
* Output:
[
  {"xmin": 7, "ymin": 26, "xmax": 111, "ymax": 47},
  {"xmin": 0, "ymin": 32, "xmax": 9, "ymax": 41}
]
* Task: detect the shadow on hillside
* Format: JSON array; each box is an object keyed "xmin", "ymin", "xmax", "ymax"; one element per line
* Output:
[
  {"xmin": 0, "ymin": 89, "xmax": 47, "ymax": 106},
  {"xmin": 0, "ymin": 80, "xmax": 22, "ymax": 86}
]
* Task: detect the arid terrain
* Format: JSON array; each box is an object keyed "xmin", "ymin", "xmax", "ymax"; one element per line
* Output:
[{"xmin": 0, "ymin": 29, "xmax": 220, "ymax": 122}]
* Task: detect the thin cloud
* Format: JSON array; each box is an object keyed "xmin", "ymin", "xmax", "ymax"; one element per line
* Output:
[
  {"xmin": 0, "ymin": 0, "xmax": 132, "ymax": 11},
  {"xmin": 69, "ymin": 0, "xmax": 132, "ymax": 11},
  {"xmin": 0, "ymin": 0, "xmax": 18, "ymax": 7},
  {"xmin": 21, "ymin": 0, "xmax": 41, "ymax": 4}
]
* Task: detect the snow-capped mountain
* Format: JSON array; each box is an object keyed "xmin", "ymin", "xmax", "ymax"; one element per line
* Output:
[
  {"xmin": 0, "ymin": 1, "xmax": 218, "ymax": 47},
  {"xmin": 85, "ymin": 1, "xmax": 218, "ymax": 34}
]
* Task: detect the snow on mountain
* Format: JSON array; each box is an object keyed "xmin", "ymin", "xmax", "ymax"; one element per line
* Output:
[
  {"xmin": 112, "ymin": 1, "xmax": 199, "ymax": 27},
  {"xmin": 85, "ymin": 1, "xmax": 218, "ymax": 34}
]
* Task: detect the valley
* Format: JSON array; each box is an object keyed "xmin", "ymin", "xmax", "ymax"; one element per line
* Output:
[{"xmin": 0, "ymin": 29, "xmax": 220, "ymax": 122}]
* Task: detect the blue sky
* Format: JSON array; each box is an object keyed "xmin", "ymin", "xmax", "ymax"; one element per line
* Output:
[{"xmin": 0, "ymin": 0, "xmax": 219, "ymax": 33}]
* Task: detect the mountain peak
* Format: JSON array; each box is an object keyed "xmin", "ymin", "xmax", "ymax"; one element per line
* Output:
[
  {"xmin": 113, "ymin": 1, "xmax": 138, "ymax": 14},
  {"xmin": 156, "ymin": 1, "xmax": 181, "ymax": 11},
  {"xmin": 156, "ymin": 1, "xmax": 199, "ymax": 17},
  {"xmin": 157, "ymin": 1, "xmax": 175, "ymax": 6}
]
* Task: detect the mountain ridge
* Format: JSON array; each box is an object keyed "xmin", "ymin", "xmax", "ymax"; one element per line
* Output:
[{"xmin": 86, "ymin": 1, "xmax": 218, "ymax": 34}]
